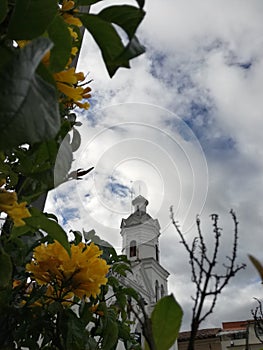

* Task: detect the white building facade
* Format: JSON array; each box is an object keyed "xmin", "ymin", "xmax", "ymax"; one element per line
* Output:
[{"xmin": 119, "ymin": 195, "xmax": 178, "ymax": 349}]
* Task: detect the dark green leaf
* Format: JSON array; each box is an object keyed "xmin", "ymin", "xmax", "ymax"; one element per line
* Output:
[
  {"xmin": 80, "ymin": 12, "xmax": 145, "ymax": 77},
  {"xmin": 80, "ymin": 13, "xmax": 125, "ymax": 77},
  {"xmin": 7, "ymin": 0, "xmax": 57, "ymax": 40},
  {"xmin": 0, "ymin": 38, "xmax": 61, "ymax": 150},
  {"xmin": 21, "ymin": 208, "xmax": 71, "ymax": 256},
  {"xmin": 0, "ymin": 249, "xmax": 12, "ymax": 289},
  {"xmin": 151, "ymin": 294, "xmax": 183, "ymax": 350},
  {"xmin": 0, "ymin": 0, "xmax": 8, "ymax": 24},
  {"xmin": 102, "ymin": 309, "xmax": 119, "ymax": 349},
  {"xmin": 71, "ymin": 230, "xmax": 83, "ymax": 244},
  {"xmin": 136, "ymin": 0, "xmax": 145, "ymax": 9},
  {"xmin": 54, "ymin": 134, "xmax": 73, "ymax": 186},
  {"xmin": 79, "ymin": 301, "xmax": 94, "ymax": 324},
  {"xmin": 249, "ymin": 255, "xmax": 263, "ymax": 281},
  {"xmin": 98, "ymin": 5, "xmax": 145, "ymax": 39},
  {"xmin": 115, "ymin": 35, "xmax": 145, "ymax": 64},
  {"xmin": 0, "ymin": 45, "xmax": 13, "ymax": 72},
  {"xmin": 78, "ymin": 0, "xmax": 102, "ymax": 5},
  {"xmin": 61, "ymin": 309, "xmax": 86, "ymax": 350},
  {"xmin": 36, "ymin": 61, "xmax": 57, "ymax": 88},
  {"xmin": 71, "ymin": 127, "xmax": 82, "ymax": 152},
  {"xmin": 48, "ymin": 15, "xmax": 72, "ymax": 72},
  {"xmin": 122, "ymin": 287, "xmax": 139, "ymax": 301}
]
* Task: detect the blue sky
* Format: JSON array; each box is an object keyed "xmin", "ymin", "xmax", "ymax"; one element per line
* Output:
[{"xmin": 46, "ymin": 0, "xmax": 263, "ymax": 331}]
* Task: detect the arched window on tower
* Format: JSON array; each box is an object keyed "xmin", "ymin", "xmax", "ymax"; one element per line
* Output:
[
  {"xmin": 155, "ymin": 280, "xmax": 159, "ymax": 302},
  {"xmin": 155, "ymin": 244, "xmax": 159, "ymax": 262},
  {"xmin": 130, "ymin": 240, "xmax": 137, "ymax": 258},
  {"xmin": 161, "ymin": 284, "xmax": 165, "ymax": 298}
]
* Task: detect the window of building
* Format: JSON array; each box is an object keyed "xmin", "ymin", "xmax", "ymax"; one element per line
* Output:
[
  {"xmin": 155, "ymin": 280, "xmax": 159, "ymax": 302},
  {"xmin": 155, "ymin": 244, "xmax": 159, "ymax": 262},
  {"xmin": 130, "ymin": 240, "xmax": 137, "ymax": 258},
  {"xmin": 161, "ymin": 284, "xmax": 165, "ymax": 298}
]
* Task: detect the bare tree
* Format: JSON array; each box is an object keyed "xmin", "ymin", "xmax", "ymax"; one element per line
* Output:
[
  {"xmin": 170, "ymin": 208, "xmax": 246, "ymax": 350},
  {"xmin": 251, "ymin": 298, "xmax": 263, "ymax": 343}
]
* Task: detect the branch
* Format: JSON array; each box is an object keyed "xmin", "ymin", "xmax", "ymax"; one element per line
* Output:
[{"xmin": 170, "ymin": 208, "xmax": 246, "ymax": 350}]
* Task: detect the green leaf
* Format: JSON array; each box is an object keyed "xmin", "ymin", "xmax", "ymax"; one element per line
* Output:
[
  {"xmin": 0, "ymin": 38, "xmax": 61, "ymax": 151},
  {"xmin": 71, "ymin": 127, "xmax": 82, "ymax": 152},
  {"xmin": 0, "ymin": 249, "xmax": 12, "ymax": 289},
  {"xmin": 98, "ymin": 5, "xmax": 145, "ymax": 39},
  {"xmin": 115, "ymin": 36, "xmax": 145, "ymax": 65},
  {"xmin": 151, "ymin": 294, "xmax": 183, "ymax": 350},
  {"xmin": 77, "ymin": 0, "xmax": 102, "ymax": 5},
  {"xmin": 7, "ymin": 0, "xmax": 57, "ymax": 40},
  {"xmin": 81, "ymin": 10, "xmax": 145, "ymax": 77},
  {"xmin": 54, "ymin": 134, "xmax": 73, "ymax": 186},
  {"xmin": 0, "ymin": 0, "xmax": 7, "ymax": 24},
  {"xmin": 136, "ymin": 0, "xmax": 145, "ymax": 9},
  {"xmin": 102, "ymin": 309, "xmax": 119, "ymax": 349},
  {"xmin": 16, "ymin": 208, "xmax": 71, "ymax": 256},
  {"xmin": 249, "ymin": 255, "xmax": 263, "ymax": 281},
  {"xmin": 0, "ymin": 46, "xmax": 13, "ymax": 71},
  {"xmin": 48, "ymin": 15, "xmax": 72, "ymax": 72},
  {"xmin": 80, "ymin": 13, "xmax": 125, "ymax": 77},
  {"xmin": 62, "ymin": 309, "xmax": 86, "ymax": 350}
]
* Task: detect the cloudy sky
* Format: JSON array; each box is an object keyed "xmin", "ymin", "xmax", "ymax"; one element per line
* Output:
[{"xmin": 46, "ymin": 0, "xmax": 263, "ymax": 331}]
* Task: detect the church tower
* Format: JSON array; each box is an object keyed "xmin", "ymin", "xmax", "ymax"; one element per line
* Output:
[{"xmin": 120, "ymin": 195, "xmax": 169, "ymax": 307}]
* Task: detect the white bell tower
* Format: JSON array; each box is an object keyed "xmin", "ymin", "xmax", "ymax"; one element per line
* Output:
[
  {"xmin": 120, "ymin": 195, "xmax": 169, "ymax": 306},
  {"xmin": 118, "ymin": 195, "xmax": 178, "ymax": 350}
]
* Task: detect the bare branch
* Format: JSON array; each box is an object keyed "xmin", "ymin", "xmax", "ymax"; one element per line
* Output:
[
  {"xmin": 171, "ymin": 208, "xmax": 246, "ymax": 350},
  {"xmin": 251, "ymin": 298, "xmax": 263, "ymax": 343}
]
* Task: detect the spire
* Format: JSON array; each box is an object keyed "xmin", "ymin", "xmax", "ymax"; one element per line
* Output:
[{"xmin": 132, "ymin": 195, "xmax": 149, "ymax": 213}]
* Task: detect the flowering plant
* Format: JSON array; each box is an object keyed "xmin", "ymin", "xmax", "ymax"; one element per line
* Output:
[{"xmin": 0, "ymin": 0, "xmax": 182, "ymax": 349}]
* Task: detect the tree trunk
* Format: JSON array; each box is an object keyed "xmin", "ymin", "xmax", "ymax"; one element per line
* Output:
[{"xmin": 187, "ymin": 320, "xmax": 199, "ymax": 350}]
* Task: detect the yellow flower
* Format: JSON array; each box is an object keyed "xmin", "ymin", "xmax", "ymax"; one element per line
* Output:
[
  {"xmin": 68, "ymin": 27, "xmax": 78, "ymax": 40},
  {"xmin": 54, "ymin": 67, "xmax": 82, "ymax": 85},
  {"xmin": 71, "ymin": 46, "xmax": 79, "ymax": 56},
  {"xmin": 26, "ymin": 241, "xmax": 109, "ymax": 301},
  {"xmin": 54, "ymin": 68, "xmax": 91, "ymax": 110},
  {"xmin": 13, "ymin": 279, "xmax": 22, "ymax": 289},
  {"xmin": 0, "ymin": 184, "xmax": 31, "ymax": 226},
  {"xmin": 7, "ymin": 202, "xmax": 31, "ymax": 227},
  {"xmin": 63, "ymin": 13, "xmax": 82, "ymax": 27},
  {"xmin": 61, "ymin": 0, "xmax": 83, "ymax": 27},
  {"xmin": 89, "ymin": 304, "xmax": 104, "ymax": 316},
  {"xmin": 62, "ymin": 0, "xmax": 75, "ymax": 11}
]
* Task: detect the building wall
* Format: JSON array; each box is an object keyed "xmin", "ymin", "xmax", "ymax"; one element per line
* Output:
[
  {"xmin": 219, "ymin": 322, "xmax": 263, "ymax": 350},
  {"xmin": 178, "ymin": 337, "xmax": 221, "ymax": 350}
]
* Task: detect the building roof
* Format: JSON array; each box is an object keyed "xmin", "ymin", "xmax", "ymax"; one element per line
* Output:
[
  {"xmin": 178, "ymin": 328, "xmax": 222, "ymax": 342},
  {"xmin": 222, "ymin": 320, "xmax": 251, "ymax": 330},
  {"xmin": 120, "ymin": 210, "xmax": 153, "ymax": 228}
]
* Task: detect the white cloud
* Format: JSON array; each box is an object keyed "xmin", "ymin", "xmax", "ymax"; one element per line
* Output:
[{"xmin": 46, "ymin": 0, "xmax": 263, "ymax": 332}]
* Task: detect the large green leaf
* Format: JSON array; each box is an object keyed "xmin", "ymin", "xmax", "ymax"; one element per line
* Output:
[
  {"xmin": 0, "ymin": 38, "xmax": 61, "ymax": 151},
  {"xmin": 81, "ymin": 13, "xmax": 145, "ymax": 77},
  {"xmin": 0, "ymin": 249, "xmax": 12, "ymax": 289},
  {"xmin": 81, "ymin": 13, "xmax": 124, "ymax": 77},
  {"xmin": 0, "ymin": 0, "xmax": 7, "ymax": 24},
  {"xmin": 151, "ymin": 295, "xmax": 183, "ymax": 350},
  {"xmin": 98, "ymin": 5, "xmax": 145, "ymax": 39},
  {"xmin": 7, "ymin": 0, "xmax": 57, "ymax": 40},
  {"xmin": 48, "ymin": 15, "xmax": 72, "ymax": 72}
]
